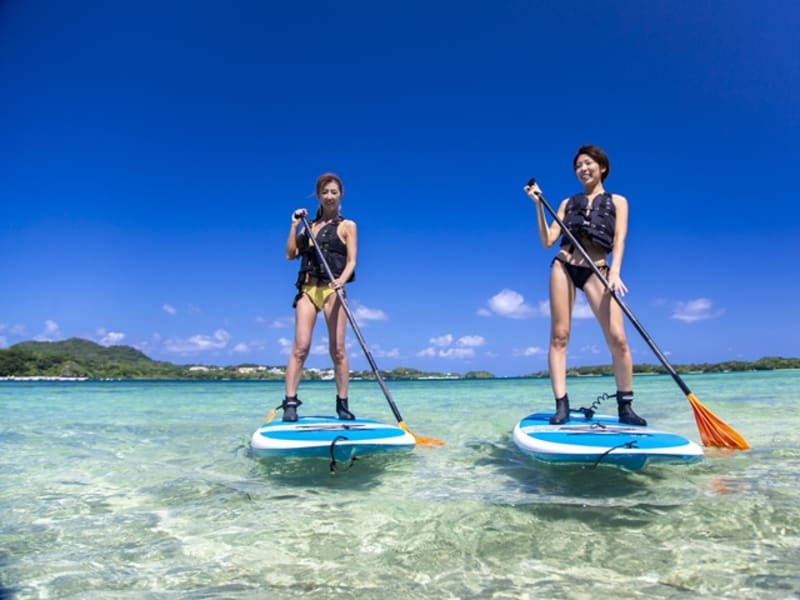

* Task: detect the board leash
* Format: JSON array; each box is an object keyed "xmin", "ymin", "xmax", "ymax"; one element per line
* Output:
[
  {"xmin": 574, "ymin": 392, "xmax": 614, "ymax": 420},
  {"xmin": 592, "ymin": 440, "xmax": 639, "ymax": 469},
  {"xmin": 329, "ymin": 435, "xmax": 357, "ymax": 474}
]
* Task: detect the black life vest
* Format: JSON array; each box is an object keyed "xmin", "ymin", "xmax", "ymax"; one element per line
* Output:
[
  {"xmin": 296, "ymin": 216, "xmax": 355, "ymax": 287},
  {"xmin": 560, "ymin": 192, "xmax": 616, "ymax": 253}
]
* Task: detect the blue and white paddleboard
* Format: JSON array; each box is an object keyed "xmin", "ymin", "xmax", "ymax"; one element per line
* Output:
[
  {"xmin": 250, "ymin": 416, "xmax": 416, "ymax": 460},
  {"xmin": 513, "ymin": 412, "xmax": 703, "ymax": 471}
]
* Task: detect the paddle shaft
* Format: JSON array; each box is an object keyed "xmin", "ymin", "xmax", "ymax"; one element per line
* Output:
[
  {"xmin": 298, "ymin": 215, "xmax": 405, "ymax": 423},
  {"xmin": 530, "ymin": 186, "xmax": 692, "ymax": 396}
]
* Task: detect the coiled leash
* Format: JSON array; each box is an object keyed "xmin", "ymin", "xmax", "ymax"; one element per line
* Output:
[
  {"xmin": 575, "ymin": 391, "xmax": 614, "ymax": 420},
  {"xmin": 329, "ymin": 435, "xmax": 357, "ymax": 474}
]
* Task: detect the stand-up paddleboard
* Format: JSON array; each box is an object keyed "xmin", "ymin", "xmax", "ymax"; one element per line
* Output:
[
  {"xmin": 513, "ymin": 412, "xmax": 703, "ymax": 471},
  {"xmin": 250, "ymin": 416, "xmax": 416, "ymax": 461}
]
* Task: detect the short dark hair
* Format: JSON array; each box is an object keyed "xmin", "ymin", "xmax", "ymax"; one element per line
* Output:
[{"xmin": 573, "ymin": 145, "xmax": 610, "ymax": 181}]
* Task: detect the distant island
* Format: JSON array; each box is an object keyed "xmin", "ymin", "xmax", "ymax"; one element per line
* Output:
[{"xmin": 0, "ymin": 338, "xmax": 798, "ymax": 381}]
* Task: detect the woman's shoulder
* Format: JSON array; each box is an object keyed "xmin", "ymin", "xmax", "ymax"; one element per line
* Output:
[
  {"xmin": 609, "ymin": 192, "xmax": 628, "ymax": 207},
  {"xmin": 337, "ymin": 218, "xmax": 357, "ymax": 237}
]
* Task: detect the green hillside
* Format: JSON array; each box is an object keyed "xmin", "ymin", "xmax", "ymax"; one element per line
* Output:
[
  {"xmin": 0, "ymin": 338, "xmax": 182, "ymax": 379},
  {"xmin": 0, "ymin": 338, "xmax": 448, "ymax": 380}
]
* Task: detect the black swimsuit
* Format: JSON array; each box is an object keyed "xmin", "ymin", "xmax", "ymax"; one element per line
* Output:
[{"xmin": 552, "ymin": 256, "xmax": 608, "ymax": 290}]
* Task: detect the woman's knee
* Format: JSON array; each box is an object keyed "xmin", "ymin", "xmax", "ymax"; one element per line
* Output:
[
  {"xmin": 329, "ymin": 344, "xmax": 347, "ymax": 363},
  {"xmin": 607, "ymin": 331, "xmax": 629, "ymax": 356},
  {"xmin": 550, "ymin": 329, "xmax": 570, "ymax": 351},
  {"xmin": 291, "ymin": 344, "xmax": 310, "ymax": 361}
]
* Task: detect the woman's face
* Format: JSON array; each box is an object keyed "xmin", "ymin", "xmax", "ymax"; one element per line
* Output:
[
  {"xmin": 574, "ymin": 154, "xmax": 605, "ymax": 186},
  {"xmin": 318, "ymin": 181, "xmax": 342, "ymax": 212}
]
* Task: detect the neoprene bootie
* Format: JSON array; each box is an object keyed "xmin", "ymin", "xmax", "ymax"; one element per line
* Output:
[
  {"xmin": 336, "ymin": 396, "xmax": 355, "ymax": 420},
  {"xmin": 282, "ymin": 396, "xmax": 302, "ymax": 422},
  {"xmin": 617, "ymin": 391, "xmax": 647, "ymax": 426},
  {"xmin": 549, "ymin": 394, "xmax": 570, "ymax": 425}
]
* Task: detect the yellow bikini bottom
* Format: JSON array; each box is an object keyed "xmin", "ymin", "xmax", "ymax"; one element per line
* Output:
[{"xmin": 301, "ymin": 283, "xmax": 338, "ymax": 311}]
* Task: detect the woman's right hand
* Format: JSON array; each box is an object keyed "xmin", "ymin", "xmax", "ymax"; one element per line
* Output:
[
  {"xmin": 291, "ymin": 208, "xmax": 307, "ymax": 225},
  {"xmin": 524, "ymin": 182, "xmax": 543, "ymax": 205}
]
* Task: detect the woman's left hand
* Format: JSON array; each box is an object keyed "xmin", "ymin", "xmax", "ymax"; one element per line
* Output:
[
  {"xmin": 607, "ymin": 273, "xmax": 628, "ymax": 296},
  {"xmin": 329, "ymin": 279, "xmax": 342, "ymax": 290}
]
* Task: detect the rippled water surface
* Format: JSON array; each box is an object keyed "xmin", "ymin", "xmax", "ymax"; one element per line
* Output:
[{"xmin": 1, "ymin": 372, "xmax": 798, "ymax": 598}]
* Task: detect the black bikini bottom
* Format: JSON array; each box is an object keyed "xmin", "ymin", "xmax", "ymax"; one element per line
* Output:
[{"xmin": 552, "ymin": 256, "xmax": 608, "ymax": 291}]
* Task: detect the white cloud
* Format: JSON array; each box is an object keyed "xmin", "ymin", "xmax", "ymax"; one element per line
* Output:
[
  {"xmin": 513, "ymin": 346, "xmax": 546, "ymax": 357},
  {"xmin": 371, "ymin": 344, "xmax": 400, "ymax": 358},
  {"xmin": 417, "ymin": 333, "xmax": 483, "ymax": 359},
  {"xmin": 97, "ymin": 330, "xmax": 125, "ymax": 346},
  {"xmin": 438, "ymin": 347, "xmax": 475, "ymax": 358},
  {"xmin": 34, "ymin": 320, "xmax": 61, "ymax": 342},
  {"xmin": 672, "ymin": 298, "xmax": 724, "ymax": 322},
  {"xmin": 163, "ymin": 329, "xmax": 230, "ymax": 354},
  {"xmin": 482, "ymin": 289, "xmax": 538, "ymax": 319},
  {"xmin": 163, "ymin": 304, "xmax": 177, "ymax": 316},
  {"xmin": 353, "ymin": 304, "xmax": 388, "ymax": 322},
  {"xmin": 0, "ymin": 336, "xmax": 6, "ymax": 348},
  {"xmin": 429, "ymin": 334, "xmax": 453, "ymax": 347},
  {"xmin": 457, "ymin": 335, "xmax": 485, "ymax": 347}
]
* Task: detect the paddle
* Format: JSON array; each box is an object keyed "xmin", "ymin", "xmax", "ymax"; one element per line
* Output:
[
  {"xmin": 295, "ymin": 213, "xmax": 444, "ymax": 447},
  {"xmin": 526, "ymin": 179, "xmax": 749, "ymax": 450}
]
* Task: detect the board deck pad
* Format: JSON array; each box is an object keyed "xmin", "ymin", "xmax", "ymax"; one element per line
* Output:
[
  {"xmin": 250, "ymin": 416, "xmax": 416, "ymax": 460},
  {"xmin": 513, "ymin": 411, "xmax": 703, "ymax": 470}
]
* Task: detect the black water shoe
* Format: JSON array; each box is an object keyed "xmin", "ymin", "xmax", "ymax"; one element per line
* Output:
[
  {"xmin": 282, "ymin": 396, "xmax": 302, "ymax": 422},
  {"xmin": 549, "ymin": 394, "xmax": 570, "ymax": 425},
  {"xmin": 617, "ymin": 391, "xmax": 646, "ymax": 426},
  {"xmin": 336, "ymin": 396, "xmax": 356, "ymax": 420}
]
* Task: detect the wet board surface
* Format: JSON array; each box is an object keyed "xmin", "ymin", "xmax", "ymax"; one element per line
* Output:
[
  {"xmin": 512, "ymin": 411, "xmax": 703, "ymax": 471},
  {"xmin": 250, "ymin": 416, "xmax": 416, "ymax": 460}
]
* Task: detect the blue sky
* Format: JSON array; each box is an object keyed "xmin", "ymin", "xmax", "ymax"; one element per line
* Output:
[{"xmin": 1, "ymin": 1, "xmax": 798, "ymax": 377}]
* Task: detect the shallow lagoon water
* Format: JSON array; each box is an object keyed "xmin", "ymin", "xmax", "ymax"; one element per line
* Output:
[{"xmin": 1, "ymin": 371, "xmax": 798, "ymax": 598}]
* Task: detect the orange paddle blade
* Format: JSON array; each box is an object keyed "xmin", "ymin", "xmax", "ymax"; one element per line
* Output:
[
  {"xmin": 687, "ymin": 393, "xmax": 749, "ymax": 450},
  {"xmin": 400, "ymin": 421, "xmax": 445, "ymax": 447},
  {"xmin": 263, "ymin": 408, "xmax": 277, "ymax": 424}
]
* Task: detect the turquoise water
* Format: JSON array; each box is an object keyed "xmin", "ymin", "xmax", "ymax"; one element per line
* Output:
[{"xmin": 1, "ymin": 371, "xmax": 798, "ymax": 599}]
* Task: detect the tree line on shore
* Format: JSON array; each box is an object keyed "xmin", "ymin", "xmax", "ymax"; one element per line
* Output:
[{"xmin": 0, "ymin": 338, "xmax": 797, "ymax": 381}]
